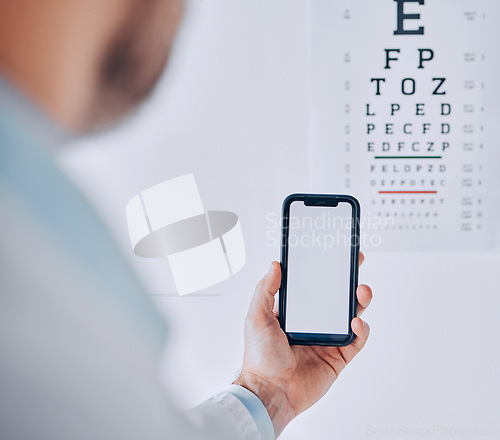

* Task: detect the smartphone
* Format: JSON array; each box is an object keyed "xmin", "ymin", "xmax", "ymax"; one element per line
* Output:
[{"xmin": 278, "ymin": 193, "xmax": 360, "ymax": 346}]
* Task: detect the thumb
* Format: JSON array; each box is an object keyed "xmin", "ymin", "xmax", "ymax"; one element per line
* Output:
[{"xmin": 247, "ymin": 261, "xmax": 281, "ymax": 323}]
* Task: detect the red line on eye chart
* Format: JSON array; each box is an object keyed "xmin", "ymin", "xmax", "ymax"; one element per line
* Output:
[{"xmin": 378, "ymin": 191, "xmax": 438, "ymax": 194}]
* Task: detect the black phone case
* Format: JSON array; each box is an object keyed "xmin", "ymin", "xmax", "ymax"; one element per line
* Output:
[{"xmin": 278, "ymin": 193, "xmax": 361, "ymax": 347}]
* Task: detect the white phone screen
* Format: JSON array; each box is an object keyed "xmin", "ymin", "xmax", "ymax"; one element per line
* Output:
[{"xmin": 285, "ymin": 201, "xmax": 353, "ymax": 335}]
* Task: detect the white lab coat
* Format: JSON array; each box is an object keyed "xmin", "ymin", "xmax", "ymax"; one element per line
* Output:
[{"xmin": 0, "ymin": 79, "xmax": 266, "ymax": 440}]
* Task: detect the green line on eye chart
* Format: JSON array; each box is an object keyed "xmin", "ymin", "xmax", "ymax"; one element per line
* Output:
[{"xmin": 374, "ymin": 156, "xmax": 442, "ymax": 159}]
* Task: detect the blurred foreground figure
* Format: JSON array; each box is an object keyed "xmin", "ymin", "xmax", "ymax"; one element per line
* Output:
[{"xmin": 0, "ymin": 1, "xmax": 371, "ymax": 439}]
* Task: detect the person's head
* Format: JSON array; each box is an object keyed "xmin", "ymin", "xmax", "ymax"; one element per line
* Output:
[{"xmin": 0, "ymin": 0, "xmax": 184, "ymax": 133}]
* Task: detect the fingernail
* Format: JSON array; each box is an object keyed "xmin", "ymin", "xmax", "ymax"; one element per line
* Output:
[{"xmin": 268, "ymin": 262, "xmax": 274, "ymax": 273}]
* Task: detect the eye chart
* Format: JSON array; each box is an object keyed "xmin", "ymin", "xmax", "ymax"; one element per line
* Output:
[{"xmin": 308, "ymin": 0, "xmax": 500, "ymax": 251}]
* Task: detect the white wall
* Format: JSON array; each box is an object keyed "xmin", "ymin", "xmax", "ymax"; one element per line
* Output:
[{"xmin": 59, "ymin": 1, "xmax": 500, "ymax": 438}]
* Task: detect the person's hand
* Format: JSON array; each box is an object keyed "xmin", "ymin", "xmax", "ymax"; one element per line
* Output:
[{"xmin": 234, "ymin": 253, "xmax": 372, "ymax": 436}]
